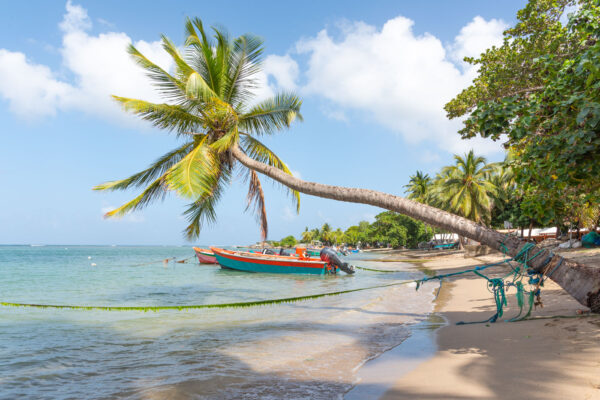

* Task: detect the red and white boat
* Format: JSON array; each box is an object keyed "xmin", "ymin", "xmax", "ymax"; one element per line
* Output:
[{"xmin": 193, "ymin": 247, "xmax": 218, "ymax": 264}]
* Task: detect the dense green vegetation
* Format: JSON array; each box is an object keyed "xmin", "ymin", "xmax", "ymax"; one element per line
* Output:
[
  {"xmin": 446, "ymin": 0, "xmax": 600, "ymax": 232},
  {"xmin": 278, "ymin": 213, "xmax": 434, "ymax": 249}
]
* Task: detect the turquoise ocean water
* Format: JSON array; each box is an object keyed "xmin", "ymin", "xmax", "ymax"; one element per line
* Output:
[{"xmin": 0, "ymin": 245, "xmax": 433, "ymax": 399}]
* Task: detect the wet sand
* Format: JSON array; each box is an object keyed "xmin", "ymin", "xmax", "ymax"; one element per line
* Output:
[{"xmin": 379, "ymin": 251, "xmax": 600, "ymax": 400}]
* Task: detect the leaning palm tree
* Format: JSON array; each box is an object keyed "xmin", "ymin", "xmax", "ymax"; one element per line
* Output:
[
  {"xmin": 94, "ymin": 18, "xmax": 301, "ymax": 241},
  {"xmin": 433, "ymin": 151, "xmax": 498, "ymax": 225},
  {"xmin": 404, "ymin": 171, "xmax": 431, "ymax": 204},
  {"xmin": 96, "ymin": 18, "xmax": 599, "ymax": 312}
]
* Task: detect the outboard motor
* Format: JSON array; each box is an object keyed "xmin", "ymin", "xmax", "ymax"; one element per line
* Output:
[
  {"xmin": 261, "ymin": 248, "xmax": 276, "ymax": 255},
  {"xmin": 279, "ymin": 248, "xmax": 291, "ymax": 256},
  {"xmin": 320, "ymin": 247, "xmax": 355, "ymax": 274}
]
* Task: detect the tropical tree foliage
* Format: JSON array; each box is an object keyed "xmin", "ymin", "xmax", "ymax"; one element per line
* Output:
[
  {"xmin": 431, "ymin": 151, "xmax": 498, "ymax": 225},
  {"xmin": 300, "ymin": 227, "xmax": 314, "ymax": 243},
  {"xmin": 279, "ymin": 235, "xmax": 297, "ymax": 247},
  {"xmin": 404, "ymin": 171, "xmax": 432, "ymax": 204},
  {"xmin": 94, "ymin": 18, "xmax": 302, "ymax": 240},
  {"xmin": 298, "ymin": 213, "xmax": 434, "ymax": 249},
  {"xmin": 445, "ymin": 0, "xmax": 600, "ymax": 228}
]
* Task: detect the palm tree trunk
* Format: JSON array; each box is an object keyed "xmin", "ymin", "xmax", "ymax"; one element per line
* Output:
[{"xmin": 232, "ymin": 145, "xmax": 600, "ymax": 312}]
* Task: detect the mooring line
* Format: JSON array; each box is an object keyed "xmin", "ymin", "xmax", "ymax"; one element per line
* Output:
[{"xmin": 0, "ymin": 280, "xmax": 416, "ymax": 312}]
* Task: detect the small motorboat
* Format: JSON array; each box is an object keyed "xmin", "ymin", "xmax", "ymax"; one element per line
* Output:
[
  {"xmin": 193, "ymin": 247, "xmax": 218, "ymax": 264},
  {"xmin": 211, "ymin": 247, "xmax": 350, "ymax": 275}
]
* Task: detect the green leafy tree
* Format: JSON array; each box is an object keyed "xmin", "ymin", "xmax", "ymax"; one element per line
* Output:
[
  {"xmin": 94, "ymin": 18, "xmax": 301, "ymax": 240},
  {"xmin": 445, "ymin": 0, "xmax": 600, "ymax": 227},
  {"xmin": 280, "ymin": 235, "xmax": 297, "ymax": 247},
  {"xmin": 343, "ymin": 225, "xmax": 360, "ymax": 246},
  {"xmin": 366, "ymin": 212, "xmax": 432, "ymax": 248},
  {"xmin": 330, "ymin": 228, "xmax": 344, "ymax": 244}
]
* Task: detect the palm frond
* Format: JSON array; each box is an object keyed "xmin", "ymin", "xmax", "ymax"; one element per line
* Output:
[
  {"xmin": 182, "ymin": 166, "xmax": 232, "ymax": 240},
  {"xmin": 93, "ymin": 142, "xmax": 194, "ymax": 191},
  {"xmin": 184, "ymin": 17, "xmax": 223, "ymax": 96},
  {"xmin": 112, "ymin": 96, "xmax": 203, "ymax": 134},
  {"xmin": 246, "ymin": 170, "xmax": 268, "ymax": 240},
  {"xmin": 210, "ymin": 127, "xmax": 239, "ymax": 153},
  {"xmin": 160, "ymin": 35, "xmax": 218, "ymax": 102},
  {"xmin": 225, "ymin": 34, "xmax": 264, "ymax": 105},
  {"xmin": 212, "ymin": 26, "xmax": 231, "ymax": 98},
  {"xmin": 239, "ymin": 92, "xmax": 303, "ymax": 135},
  {"xmin": 166, "ymin": 138, "xmax": 220, "ymax": 199},
  {"xmin": 103, "ymin": 176, "xmax": 167, "ymax": 218},
  {"xmin": 127, "ymin": 44, "xmax": 186, "ymax": 103}
]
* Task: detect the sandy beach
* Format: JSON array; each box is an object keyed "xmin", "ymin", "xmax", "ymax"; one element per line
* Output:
[{"xmin": 379, "ymin": 249, "xmax": 600, "ymax": 400}]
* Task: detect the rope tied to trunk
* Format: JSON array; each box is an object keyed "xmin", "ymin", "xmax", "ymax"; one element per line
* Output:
[{"xmin": 415, "ymin": 237, "xmax": 565, "ymax": 324}]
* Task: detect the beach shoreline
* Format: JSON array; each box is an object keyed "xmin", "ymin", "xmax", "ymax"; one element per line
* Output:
[{"xmin": 364, "ymin": 250, "xmax": 600, "ymax": 399}]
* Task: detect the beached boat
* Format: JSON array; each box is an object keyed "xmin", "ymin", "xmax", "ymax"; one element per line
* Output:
[
  {"xmin": 193, "ymin": 247, "xmax": 218, "ymax": 264},
  {"xmin": 210, "ymin": 247, "xmax": 335, "ymax": 275}
]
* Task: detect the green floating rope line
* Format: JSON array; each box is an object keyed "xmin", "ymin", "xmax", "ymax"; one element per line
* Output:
[
  {"xmin": 354, "ymin": 266, "xmax": 407, "ymax": 273},
  {"xmin": 0, "ymin": 280, "xmax": 416, "ymax": 312}
]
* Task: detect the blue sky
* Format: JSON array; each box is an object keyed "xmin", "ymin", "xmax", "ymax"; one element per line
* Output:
[{"xmin": 0, "ymin": 1, "xmax": 527, "ymax": 245}]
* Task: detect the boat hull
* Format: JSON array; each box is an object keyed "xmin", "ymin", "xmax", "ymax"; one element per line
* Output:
[
  {"xmin": 193, "ymin": 247, "xmax": 218, "ymax": 264},
  {"xmin": 211, "ymin": 247, "xmax": 329, "ymax": 275}
]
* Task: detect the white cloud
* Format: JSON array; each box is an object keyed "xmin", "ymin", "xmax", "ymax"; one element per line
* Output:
[
  {"xmin": 449, "ymin": 16, "xmax": 506, "ymax": 64},
  {"xmin": 0, "ymin": 50, "xmax": 74, "ymax": 117},
  {"xmin": 250, "ymin": 55, "xmax": 300, "ymax": 104},
  {"xmin": 0, "ymin": 1, "xmax": 171, "ymax": 122},
  {"xmin": 0, "ymin": 3, "xmax": 507, "ymax": 157},
  {"xmin": 263, "ymin": 54, "xmax": 299, "ymax": 91},
  {"xmin": 295, "ymin": 16, "xmax": 507, "ymax": 155},
  {"xmin": 59, "ymin": 0, "xmax": 91, "ymax": 32},
  {"xmin": 0, "ymin": 1, "xmax": 296, "ymax": 122}
]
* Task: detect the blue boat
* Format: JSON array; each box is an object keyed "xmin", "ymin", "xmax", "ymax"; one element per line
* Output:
[
  {"xmin": 433, "ymin": 242, "xmax": 459, "ymax": 250},
  {"xmin": 210, "ymin": 247, "xmax": 334, "ymax": 275}
]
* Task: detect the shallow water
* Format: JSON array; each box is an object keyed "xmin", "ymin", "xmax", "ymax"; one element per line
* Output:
[{"xmin": 0, "ymin": 246, "xmax": 434, "ymax": 399}]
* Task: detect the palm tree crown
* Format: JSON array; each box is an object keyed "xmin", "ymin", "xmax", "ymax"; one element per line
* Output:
[
  {"xmin": 94, "ymin": 18, "xmax": 302, "ymax": 240},
  {"xmin": 432, "ymin": 150, "xmax": 498, "ymax": 224},
  {"xmin": 404, "ymin": 170, "xmax": 431, "ymax": 204}
]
